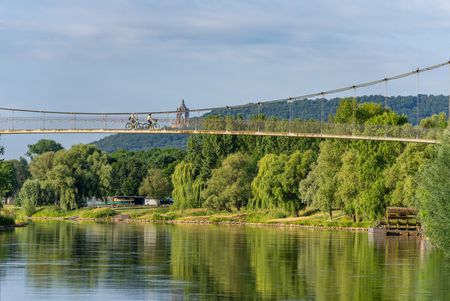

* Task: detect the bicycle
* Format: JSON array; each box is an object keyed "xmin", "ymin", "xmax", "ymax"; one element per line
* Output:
[{"xmin": 125, "ymin": 121, "xmax": 160, "ymax": 130}]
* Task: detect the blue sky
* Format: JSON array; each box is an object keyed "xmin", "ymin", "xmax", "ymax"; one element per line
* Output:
[{"xmin": 1, "ymin": 0, "xmax": 450, "ymax": 158}]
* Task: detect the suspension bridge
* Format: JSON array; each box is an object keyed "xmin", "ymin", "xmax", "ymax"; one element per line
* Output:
[{"xmin": 1, "ymin": 60, "xmax": 449, "ymax": 144}]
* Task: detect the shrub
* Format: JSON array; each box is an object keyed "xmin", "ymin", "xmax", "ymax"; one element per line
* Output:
[
  {"xmin": 18, "ymin": 180, "xmax": 39, "ymax": 216},
  {"xmin": 32, "ymin": 206, "xmax": 66, "ymax": 218},
  {"xmin": 0, "ymin": 215, "xmax": 15, "ymax": 226},
  {"xmin": 79, "ymin": 208, "xmax": 117, "ymax": 219},
  {"xmin": 22, "ymin": 198, "xmax": 36, "ymax": 217}
]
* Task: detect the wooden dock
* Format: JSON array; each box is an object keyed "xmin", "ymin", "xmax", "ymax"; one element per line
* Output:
[{"xmin": 369, "ymin": 207, "xmax": 421, "ymax": 236}]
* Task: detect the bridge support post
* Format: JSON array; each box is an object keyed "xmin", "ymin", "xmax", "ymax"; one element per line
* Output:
[
  {"xmin": 226, "ymin": 106, "xmax": 231, "ymax": 132},
  {"xmin": 320, "ymin": 93, "xmax": 324, "ymax": 135},
  {"xmin": 288, "ymin": 99, "xmax": 292, "ymax": 134},
  {"xmin": 257, "ymin": 102, "xmax": 262, "ymax": 132}
]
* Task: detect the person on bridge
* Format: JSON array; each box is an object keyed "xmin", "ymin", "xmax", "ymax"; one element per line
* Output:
[
  {"xmin": 147, "ymin": 113, "xmax": 157, "ymax": 128},
  {"xmin": 129, "ymin": 113, "xmax": 138, "ymax": 128}
]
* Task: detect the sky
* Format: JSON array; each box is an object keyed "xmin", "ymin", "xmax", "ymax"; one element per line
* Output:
[{"xmin": 0, "ymin": 0, "xmax": 450, "ymax": 159}]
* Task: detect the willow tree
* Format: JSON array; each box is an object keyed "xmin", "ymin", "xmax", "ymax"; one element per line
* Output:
[
  {"xmin": 172, "ymin": 161, "xmax": 204, "ymax": 209},
  {"xmin": 299, "ymin": 140, "xmax": 345, "ymax": 218},
  {"xmin": 250, "ymin": 150, "xmax": 315, "ymax": 215}
]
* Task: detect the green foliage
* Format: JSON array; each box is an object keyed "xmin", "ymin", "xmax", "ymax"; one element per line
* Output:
[
  {"xmin": 0, "ymin": 161, "xmax": 15, "ymax": 199},
  {"xmin": 78, "ymin": 208, "xmax": 117, "ymax": 218},
  {"xmin": 384, "ymin": 144, "xmax": 435, "ymax": 207},
  {"xmin": 26, "ymin": 139, "xmax": 63, "ymax": 158},
  {"xmin": 139, "ymin": 168, "xmax": 171, "ymax": 199},
  {"xmin": 202, "ymin": 153, "xmax": 256, "ymax": 211},
  {"xmin": 418, "ymin": 132, "xmax": 450, "ymax": 253},
  {"xmin": 172, "ymin": 161, "xmax": 204, "ymax": 209},
  {"xmin": 299, "ymin": 141, "xmax": 344, "ymax": 218},
  {"xmin": 38, "ymin": 144, "xmax": 111, "ymax": 210},
  {"xmin": 0, "ymin": 214, "xmax": 15, "ymax": 226},
  {"xmin": 6, "ymin": 157, "xmax": 31, "ymax": 196},
  {"xmin": 251, "ymin": 150, "xmax": 315, "ymax": 215},
  {"xmin": 335, "ymin": 149, "xmax": 359, "ymax": 219},
  {"xmin": 109, "ymin": 148, "xmax": 184, "ymax": 196},
  {"xmin": 209, "ymin": 94, "xmax": 449, "ymax": 125},
  {"xmin": 92, "ymin": 133, "xmax": 188, "ymax": 152},
  {"xmin": 32, "ymin": 206, "xmax": 66, "ymax": 217},
  {"xmin": 29, "ymin": 151, "xmax": 56, "ymax": 180},
  {"xmin": 420, "ymin": 112, "xmax": 448, "ymax": 129},
  {"xmin": 19, "ymin": 179, "xmax": 40, "ymax": 216}
]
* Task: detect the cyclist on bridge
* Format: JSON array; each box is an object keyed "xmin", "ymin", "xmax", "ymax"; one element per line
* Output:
[
  {"xmin": 128, "ymin": 113, "xmax": 138, "ymax": 128},
  {"xmin": 147, "ymin": 113, "xmax": 157, "ymax": 128}
]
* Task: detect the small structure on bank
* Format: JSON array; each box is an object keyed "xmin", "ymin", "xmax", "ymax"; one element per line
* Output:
[
  {"xmin": 174, "ymin": 99, "xmax": 189, "ymax": 128},
  {"xmin": 370, "ymin": 207, "xmax": 421, "ymax": 236},
  {"xmin": 108, "ymin": 196, "xmax": 145, "ymax": 206},
  {"xmin": 107, "ymin": 196, "xmax": 173, "ymax": 207}
]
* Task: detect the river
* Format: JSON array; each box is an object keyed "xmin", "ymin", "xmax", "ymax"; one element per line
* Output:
[{"xmin": 0, "ymin": 221, "xmax": 448, "ymax": 300}]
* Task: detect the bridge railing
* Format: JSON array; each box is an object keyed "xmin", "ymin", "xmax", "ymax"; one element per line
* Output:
[{"xmin": 0, "ymin": 114, "xmax": 443, "ymax": 142}]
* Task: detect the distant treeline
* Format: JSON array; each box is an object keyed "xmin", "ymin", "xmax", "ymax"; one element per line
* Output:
[
  {"xmin": 208, "ymin": 95, "xmax": 449, "ymax": 125},
  {"xmin": 92, "ymin": 133, "xmax": 189, "ymax": 152}
]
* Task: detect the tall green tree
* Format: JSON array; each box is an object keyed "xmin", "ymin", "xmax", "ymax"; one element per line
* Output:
[
  {"xmin": 47, "ymin": 144, "xmax": 111, "ymax": 210},
  {"xmin": 418, "ymin": 132, "xmax": 450, "ymax": 253},
  {"xmin": 0, "ymin": 161, "xmax": 15, "ymax": 199},
  {"xmin": 250, "ymin": 150, "xmax": 315, "ymax": 215},
  {"xmin": 7, "ymin": 157, "xmax": 31, "ymax": 196},
  {"xmin": 299, "ymin": 141, "xmax": 344, "ymax": 218},
  {"xmin": 139, "ymin": 168, "xmax": 171, "ymax": 199},
  {"xmin": 109, "ymin": 151, "xmax": 146, "ymax": 196},
  {"xmin": 384, "ymin": 143, "xmax": 435, "ymax": 207},
  {"xmin": 18, "ymin": 179, "xmax": 40, "ymax": 216},
  {"xmin": 172, "ymin": 161, "xmax": 204, "ymax": 209},
  {"xmin": 26, "ymin": 139, "xmax": 63, "ymax": 159},
  {"xmin": 203, "ymin": 153, "xmax": 256, "ymax": 211}
]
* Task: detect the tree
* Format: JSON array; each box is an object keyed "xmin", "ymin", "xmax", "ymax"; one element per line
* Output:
[
  {"xmin": 29, "ymin": 151, "xmax": 56, "ymax": 180},
  {"xmin": 139, "ymin": 168, "xmax": 171, "ymax": 199},
  {"xmin": 109, "ymin": 151, "xmax": 146, "ymax": 196},
  {"xmin": 384, "ymin": 143, "xmax": 435, "ymax": 207},
  {"xmin": 299, "ymin": 141, "xmax": 345, "ymax": 218},
  {"xmin": 7, "ymin": 157, "xmax": 31, "ymax": 196},
  {"xmin": 335, "ymin": 149, "xmax": 359, "ymax": 220},
  {"xmin": 250, "ymin": 151, "xmax": 315, "ymax": 215},
  {"xmin": 47, "ymin": 144, "xmax": 111, "ymax": 210},
  {"xmin": 0, "ymin": 161, "xmax": 15, "ymax": 199},
  {"xmin": 172, "ymin": 161, "xmax": 204, "ymax": 209},
  {"xmin": 202, "ymin": 153, "xmax": 256, "ymax": 211},
  {"xmin": 417, "ymin": 132, "xmax": 450, "ymax": 253},
  {"xmin": 18, "ymin": 179, "xmax": 40, "ymax": 216},
  {"xmin": 419, "ymin": 112, "xmax": 447, "ymax": 129},
  {"xmin": 250, "ymin": 154, "xmax": 286, "ymax": 210},
  {"xmin": 26, "ymin": 139, "xmax": 63, "ymax": 158}
]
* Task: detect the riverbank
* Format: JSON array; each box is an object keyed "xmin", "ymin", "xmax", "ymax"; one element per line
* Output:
[{"xmin": 5, "ymin": 206, "xmax": 374, "ymax": 231}]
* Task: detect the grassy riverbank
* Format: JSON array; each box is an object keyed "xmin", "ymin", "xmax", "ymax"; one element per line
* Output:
[{"xmin": 5, "ymin": 206, "xmax": 374, "ymax": 229}]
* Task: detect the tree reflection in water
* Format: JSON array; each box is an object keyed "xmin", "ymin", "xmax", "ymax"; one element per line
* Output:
[{"xmin": 0, "ymin": 222, "xmax": 448, "ymax": 301}]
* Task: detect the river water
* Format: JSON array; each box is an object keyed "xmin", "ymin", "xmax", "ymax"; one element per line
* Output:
[{"xmin": 0, "ymin": 221, "xmax": 448, "ymax": 301}]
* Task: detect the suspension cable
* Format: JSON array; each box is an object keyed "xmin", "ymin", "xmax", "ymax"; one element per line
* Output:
[{"xmin": 0, "ymin": 60, "xmax": 449, "ymax": 116}]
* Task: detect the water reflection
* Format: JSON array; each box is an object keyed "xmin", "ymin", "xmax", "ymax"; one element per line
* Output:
[{"xmin": 0, "ymin": 222, "xmax": 448, "ymax": 300}]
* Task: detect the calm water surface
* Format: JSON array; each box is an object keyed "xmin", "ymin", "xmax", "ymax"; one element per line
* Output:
[{"xmin": 0, "ymin": 221, "xmax": 448, "ymax": 301}]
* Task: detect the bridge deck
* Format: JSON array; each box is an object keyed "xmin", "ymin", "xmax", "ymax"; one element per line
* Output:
[{"xmin": 0, "ymin": 128, "xmax": 439, "ymax": 144}]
